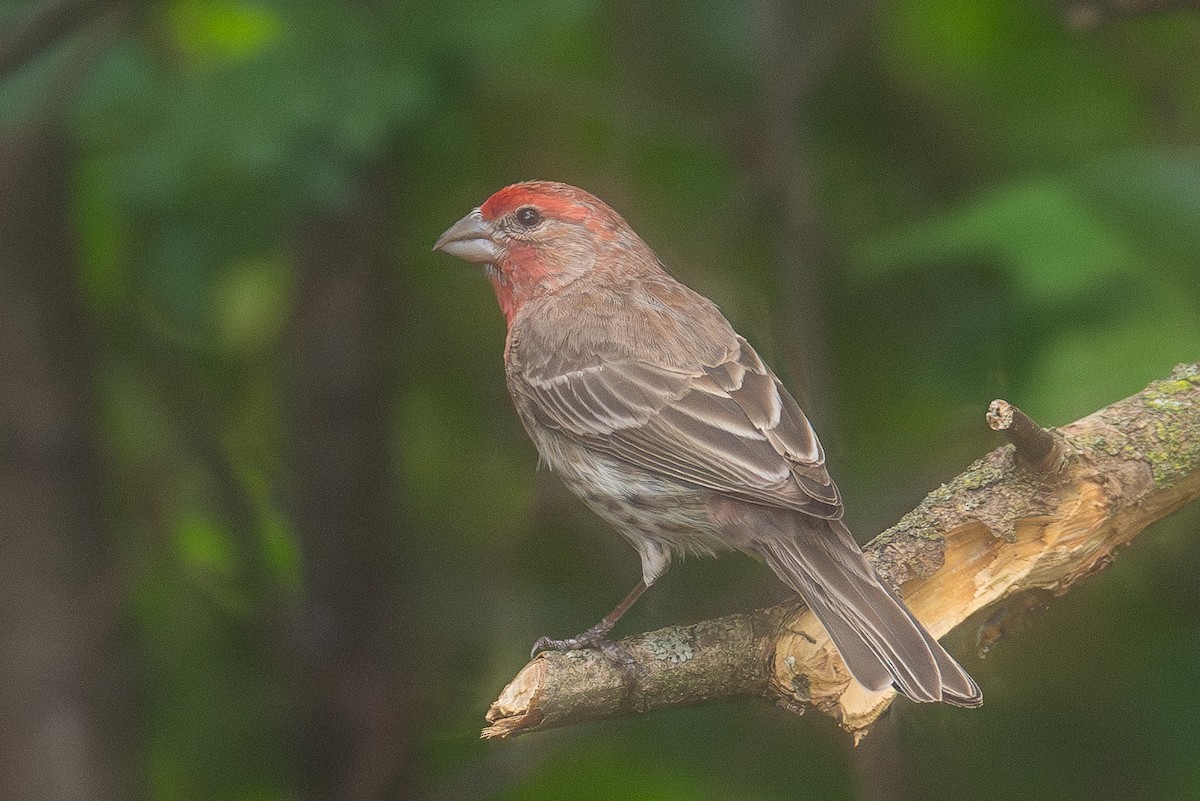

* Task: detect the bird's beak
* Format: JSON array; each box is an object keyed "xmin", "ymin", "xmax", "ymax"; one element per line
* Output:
[{"xmin": 432, "ymin": 208, "xmax": 500, "ymax": 264}]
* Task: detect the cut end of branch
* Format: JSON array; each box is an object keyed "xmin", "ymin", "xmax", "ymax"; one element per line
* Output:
[
  {"xmin": 987, "ymin": 399, "xmax": 1069, "ymax": 472},
  {"xmin": 482, "ymin": 659, "xmax": 547, "ymax": 739}
]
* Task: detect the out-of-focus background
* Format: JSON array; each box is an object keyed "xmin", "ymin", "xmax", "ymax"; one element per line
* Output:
[{"xmin": 2, "ymin": 0, "xmax": 1199, "ymax": 799}]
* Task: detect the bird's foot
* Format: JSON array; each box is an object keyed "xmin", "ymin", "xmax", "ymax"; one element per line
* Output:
[
  {"xmin": 530, "ymin": 627, "xmax": 636, "ymax": 673},
  {"xmin": 530, "ymin": 623, "xmax": 613, "ymax": 658}
]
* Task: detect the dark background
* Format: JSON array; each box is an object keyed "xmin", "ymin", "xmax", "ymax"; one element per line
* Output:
[{"xmin": 2, "ymin": 0, "xmax": 1199, "ymax": 799}]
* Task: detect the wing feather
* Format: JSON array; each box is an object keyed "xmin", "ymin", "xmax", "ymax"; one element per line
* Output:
[{"xmin": 514, "ymin": 334, "xmax": 842, "ymax": 517}]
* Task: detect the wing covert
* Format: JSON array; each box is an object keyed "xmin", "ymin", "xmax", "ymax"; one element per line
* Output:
[{"xmin": 513, "ymin": 336, "xmax": 842, "ymax": 517}]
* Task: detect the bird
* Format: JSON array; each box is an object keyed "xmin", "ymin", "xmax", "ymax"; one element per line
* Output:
[{"xmin": 433, "ymin": 180, "xmax": 981, "ymax": 706}]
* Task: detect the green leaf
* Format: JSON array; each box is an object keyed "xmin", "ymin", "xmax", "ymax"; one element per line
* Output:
[
  {"xmin": 854, "ymin": 176, "xmax": 1141, "ymax": 299},
  {"xmin": 175, "ymin": 515, "xmax": 236, "ymax": 577},
  {"xmin": 213, "ymin": 254, "xmax": 291, "ymax": 352},
  {"xmin": 1023, "ymin": 296, "xmax": 1200, "ymax": 424},
  {"xmin": 165, "ymin": 0, "xmax": 283, "ymax": 70}
]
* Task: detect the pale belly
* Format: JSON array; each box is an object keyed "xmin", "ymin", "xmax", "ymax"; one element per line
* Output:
[{"xmin": 526, "ymin": 423, "xmax": 732, "ymax": 562}]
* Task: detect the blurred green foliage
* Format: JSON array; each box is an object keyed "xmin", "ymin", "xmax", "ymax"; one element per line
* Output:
[{"xmin": 3, "ymin": 0, "xmax": 1200, "ymax": 798}]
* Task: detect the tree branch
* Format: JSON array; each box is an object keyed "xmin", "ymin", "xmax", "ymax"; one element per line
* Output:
[{"xmin": 484, "ymin": 363, "xmax": 1200, "ymax": 740}]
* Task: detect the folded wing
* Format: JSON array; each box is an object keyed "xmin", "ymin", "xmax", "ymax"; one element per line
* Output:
[{"xmin": 512, "ymin": 335, "xmax": 841, "ymax": 518}]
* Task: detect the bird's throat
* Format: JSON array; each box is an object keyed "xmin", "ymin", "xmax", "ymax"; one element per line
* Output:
[
  {"xmin": 487, "ymin": 266, "xmax": 521, "ymax": 325},
  {"xmin": 487, "ymin": 253, "xmax": 557, "ymax": 326}
]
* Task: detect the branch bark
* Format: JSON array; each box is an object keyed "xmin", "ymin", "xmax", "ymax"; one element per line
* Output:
[{"xmin": 484, "ymin": 364, "xmax": 1200, "ymax": 739}]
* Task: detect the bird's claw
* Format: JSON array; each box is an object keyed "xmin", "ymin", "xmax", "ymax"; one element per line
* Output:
[
  {"xmin": 530, "ymin": 633, "xmax": 598, "ymax": 658},
  {"xmin": 530, "ymin": 632, "xmax": 636, "ymax": 673},
  {"xmin": 529, "ymin": 636, "xmax": 559, "ymax": 658},
  {"xmin": 530, "ymin": 624, "xmax": 614, "ymax": 659}
]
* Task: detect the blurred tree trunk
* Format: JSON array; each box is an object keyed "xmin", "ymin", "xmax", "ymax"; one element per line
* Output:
[
  {"xmin": 752, "ymin": 0, "xmax": 861, "ymax": 438},
  {"xmin": 0, "ymin": 126, "xmax": 131, "ymax": 800},
  {"xmin": 285, "ymin": 161, "xmax": 422, "ymax": 800}
]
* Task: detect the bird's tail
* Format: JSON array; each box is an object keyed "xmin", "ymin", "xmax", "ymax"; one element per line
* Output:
[{"xmin": 754, "ymin": 515, "xmax": 981, "ymax": 707}]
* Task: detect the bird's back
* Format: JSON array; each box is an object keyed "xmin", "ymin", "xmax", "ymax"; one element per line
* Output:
[{"xmin": 507, "ymin": 272, "xmax": 739, "ymax": 373}]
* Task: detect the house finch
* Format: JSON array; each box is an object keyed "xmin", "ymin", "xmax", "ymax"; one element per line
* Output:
[{"xmin": 434, "ymin": 181, "xmax": 981, "ymax": 706}]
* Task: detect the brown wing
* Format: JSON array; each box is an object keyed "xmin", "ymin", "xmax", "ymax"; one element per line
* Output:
[{"xmin": 512, "ymin": 334, "xmax": 842, "ymax": 518}]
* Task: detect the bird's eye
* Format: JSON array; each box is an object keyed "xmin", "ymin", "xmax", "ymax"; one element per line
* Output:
[{"xmin": 514, "ymin": 206, "xmax": 542, "ymax": 228}]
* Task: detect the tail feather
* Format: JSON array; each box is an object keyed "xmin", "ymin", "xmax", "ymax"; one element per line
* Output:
[
  {"xmin": 915, "ymin": 618, "xmax": 983, "ymax": 707},
  {"xmin": 754, "ymin": 516, "xmax": 982, "ymax": 707}
]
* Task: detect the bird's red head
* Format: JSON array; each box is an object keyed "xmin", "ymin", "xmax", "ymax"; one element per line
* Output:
[{"xmin": 434, "ymin": 181, "xmax": 656, "ymax": 324}]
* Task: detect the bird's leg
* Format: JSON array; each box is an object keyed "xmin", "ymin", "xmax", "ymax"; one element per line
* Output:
[{"xmin": 531, "ymin": 579, "xmax": 648, "ymax": 657}]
